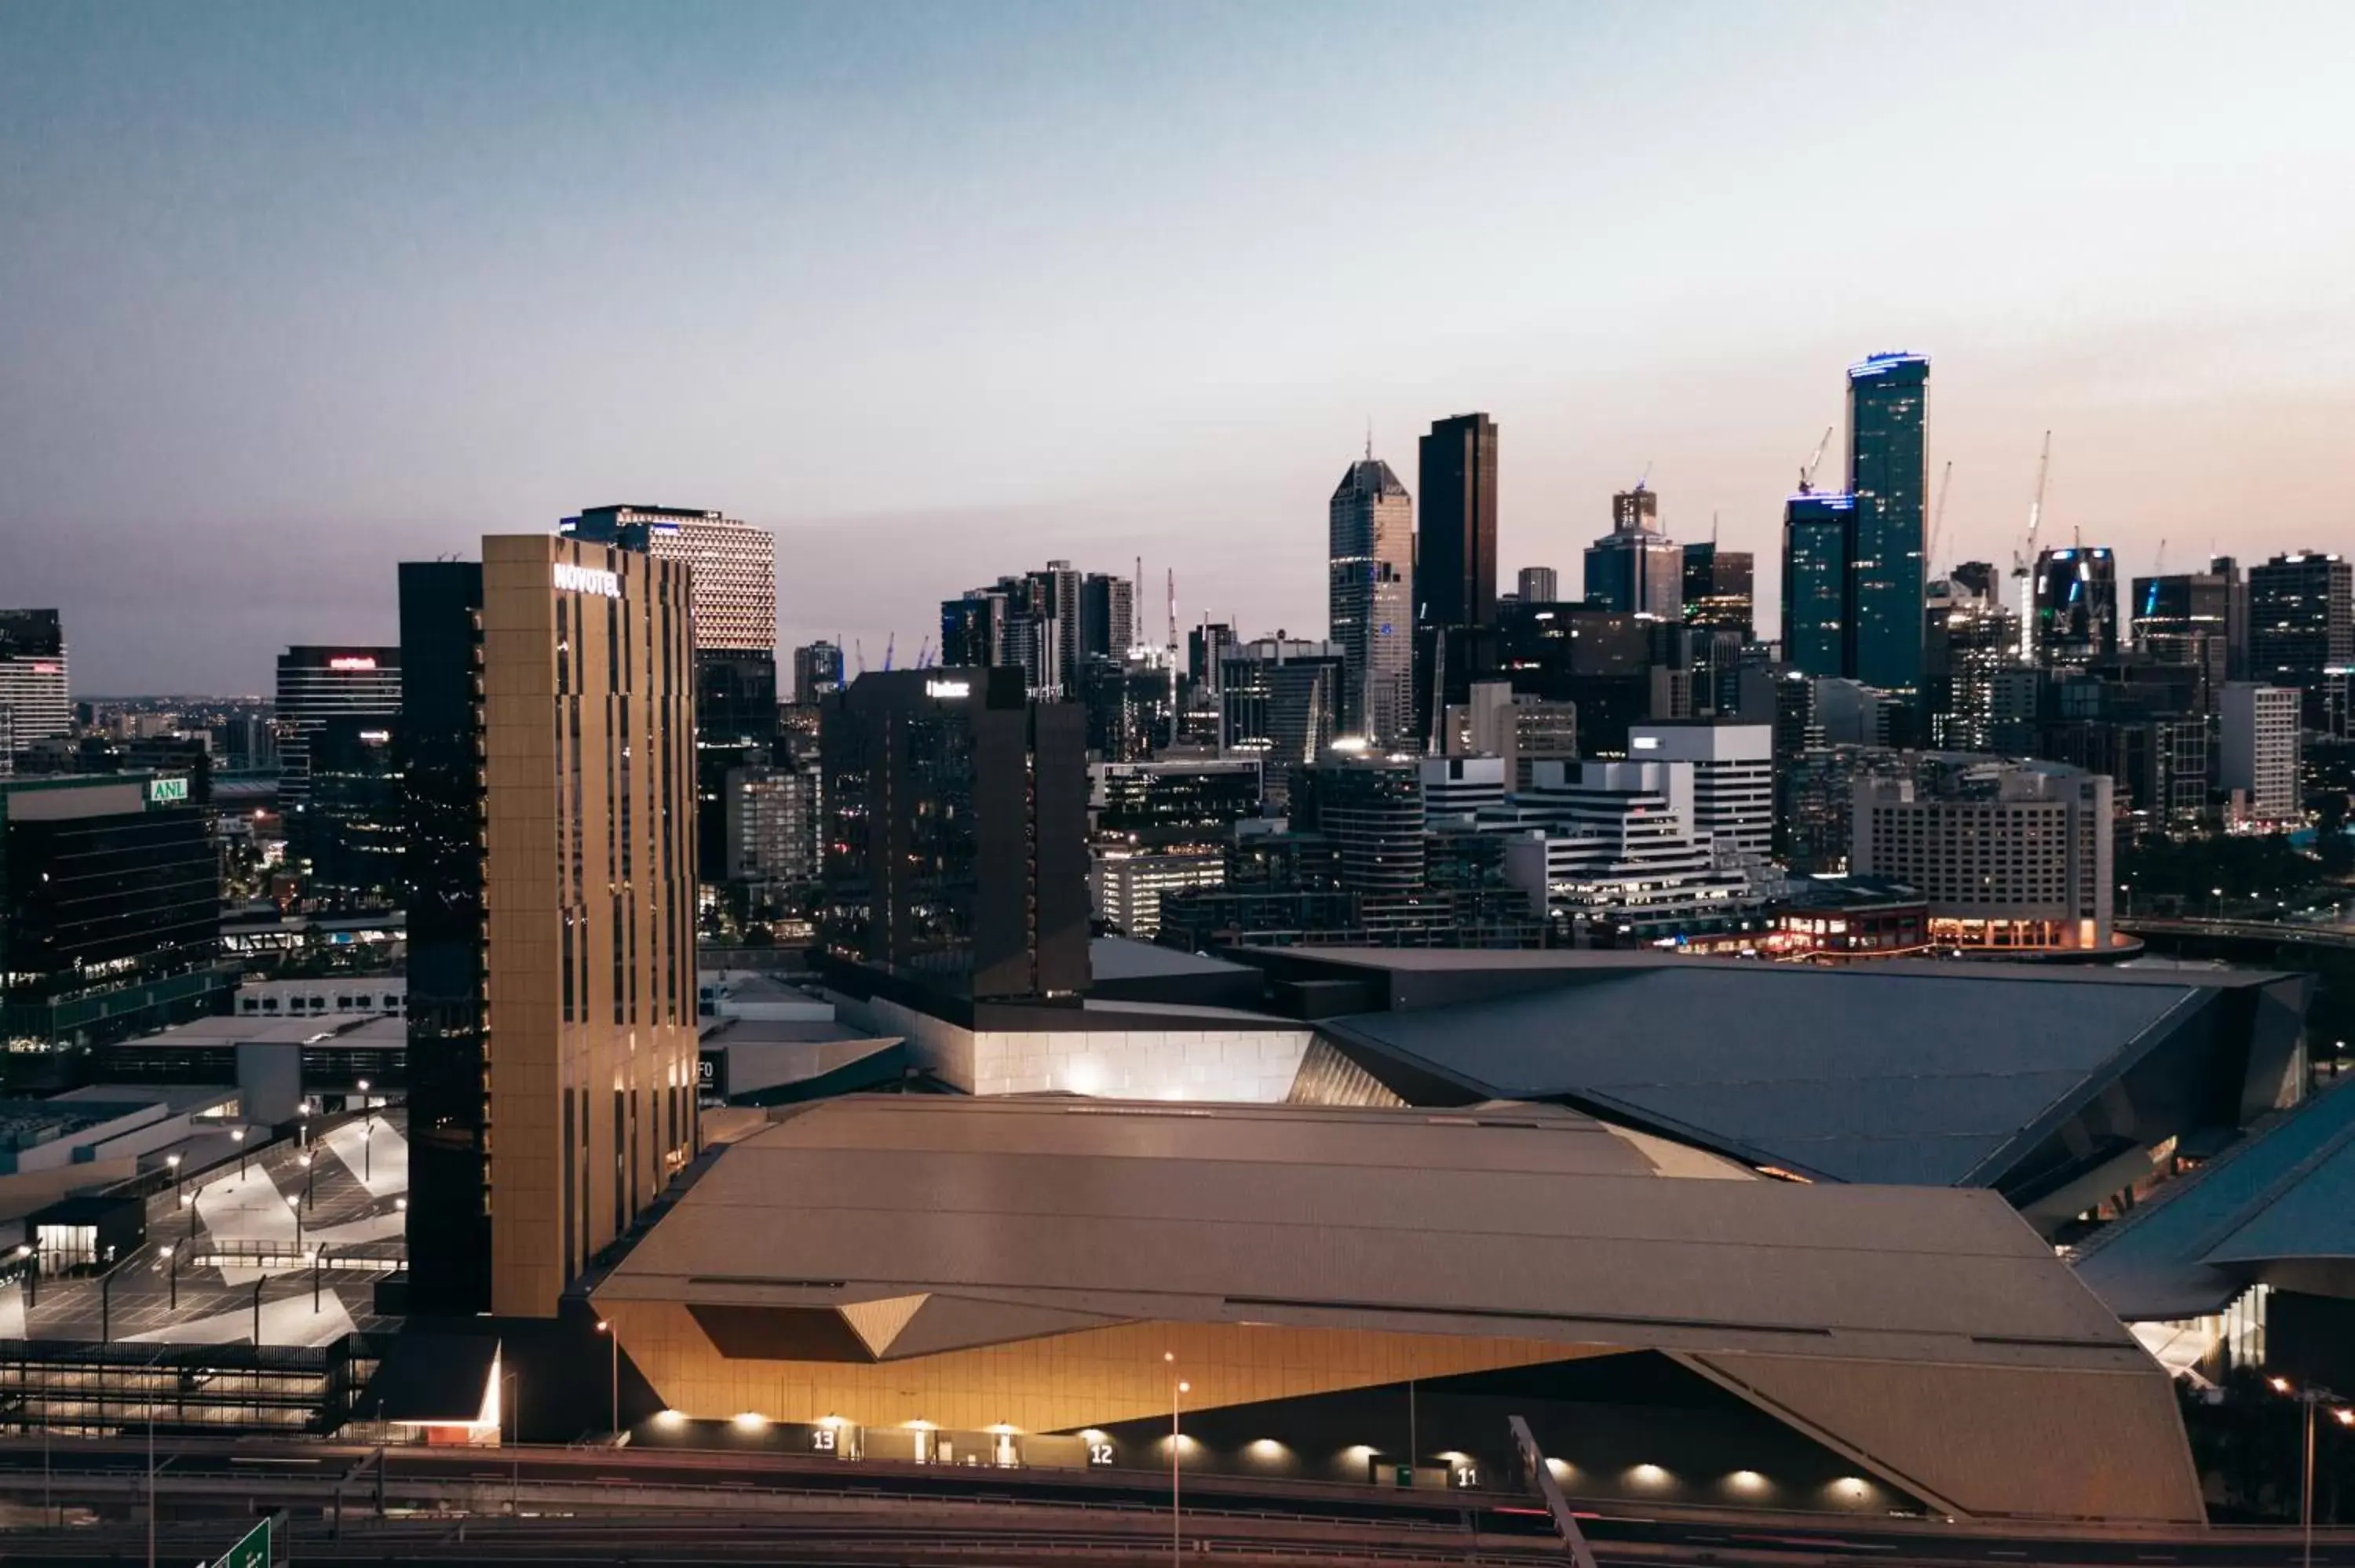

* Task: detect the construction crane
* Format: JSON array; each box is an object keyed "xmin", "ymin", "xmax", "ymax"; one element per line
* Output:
[
  {"xmin": 2009, "ymin": 431, "xmax": 2054, "ymax": 662},
  {"xmin": 1797, "ymin": 425, "xmax": 1834, "ymax": 494},
  {"xmin": 2152, "ymin": 537, "xmax": 2168, "ymax": 576},
  {"xmin": 1926, "ymin": 461, "xmax": 1954, "ymax": 577},
  {"xmin": 882, "ymin": 632, "xmax": 896, "ymax": 672},
  {"xmin": 854, "ymin": 638, "xmax": 866, "ymax": 675},
  {"xmin": 914, "ymin": 636, "xmax": 934, "ymax": 669}
]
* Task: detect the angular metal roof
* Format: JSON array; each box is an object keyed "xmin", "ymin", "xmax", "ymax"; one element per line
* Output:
[{"xmin": 1320, "ymin": 965, "xmax": 2204, "ymax": 1186}]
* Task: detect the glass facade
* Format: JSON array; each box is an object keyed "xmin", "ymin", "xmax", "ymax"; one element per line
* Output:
[
  {"xmin": 1415, "ymin": 413, "xmax": 1499, "ymax": 629},
  {"xmin": 1844, "ymin": 353, "xmax": 1930, "ymax": 694},
  {"xmin": 2032, "ymin": 546, "xmax": 2120, "ymax": 667},
  {"xmin": 1780, "ymin": 493, "xmax": 1852, "ymax": 678}
]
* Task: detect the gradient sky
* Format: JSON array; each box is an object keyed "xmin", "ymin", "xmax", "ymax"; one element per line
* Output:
[{"xmin": 4, "ymin": 1, "xmax": 2352, "ymax": 695}]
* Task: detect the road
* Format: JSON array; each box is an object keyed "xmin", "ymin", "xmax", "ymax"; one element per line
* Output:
[{"xmin": 0, "ymin": 1435, "xmax": 2349, "ymax": 1567}]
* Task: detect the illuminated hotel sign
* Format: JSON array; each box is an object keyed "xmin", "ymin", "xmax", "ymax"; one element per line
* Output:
[
  {"xmin": 552, "ymin": 562, "xmax": 623, "ymax": 599},
  {"xmin": 924, "ymin": 678, "xmax": 970, "ymax": 699},
  {"xmin": 148, "ymin": 776, "xmax": 188, "ymax": 804},
  {"xmin": 327, "ymin": 656, "xmax": 378, "ymax": 671}
]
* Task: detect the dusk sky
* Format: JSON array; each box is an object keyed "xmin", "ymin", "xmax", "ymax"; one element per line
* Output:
[{"xmin": 3, "ymin": 1, "xmax": 2351, "ymax": 695}]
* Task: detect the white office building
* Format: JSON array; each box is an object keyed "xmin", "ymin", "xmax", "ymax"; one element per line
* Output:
[
  {"xmin": 1627, "ymin": 720, "xmax": 1774, "ymax": 869},
  {"xmin": 0, "ymin": 609, "xmax": 71, "ymax": 746},
  {"xmin": 1419, "ymin": 755, "xmax": 1506, "ymax": 826},
  {"xmin": 1499, "ymin": 760, "xmax": 1756, "ymax": 936},
  {"xmin": 2221, "ymin": 682, "xmax": 2302, "ymax": 823},
  {"xmin": 1090, "ymin": 846, "xmax": 1226, "ymax": 939}
]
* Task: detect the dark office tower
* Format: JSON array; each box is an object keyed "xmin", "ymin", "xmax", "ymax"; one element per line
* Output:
[
  {"xmin": 1, "ymin": 774, "xmax": 224, "ymax": 1052},
  {"xmin": 1188, "ymin": 622, "xmax": 1236, "ymax": 687},
  {"xmin": 1031, "ymin": 560, "xmax": 1083, "ymax": 692},
  {"xmin": 1845, "ymin": 352, "xmax": 1930, "ymax": 693},
  {"xmin": 273, "ymin": 647, "xmax": 400, "ymax": 859},
  {"xmin": 1291, "ymin": 755, "xmax": 1426, "ymax": 894},
  {"xmin": 695, "ymin": 651, "xmax": 780, "ymax": 883},
  {"xmin": 0, "ymin": 610, "xmax": 71, "ymax": 745},
  {"xmin": 1781, "ymin": 491, "xmax": 1853, "ymax": 678},
  {"xmin": 2132, "ymin": 570, "xmax": 2232, "ymax": 711},
  {"xmin": 2211, "ymin": 556, "xmax": 2251, "ymax": 679},
  {"xmin": 304, "ymin": 717, "xmax": 401, "ymax": 907},
  {"xmin": 1079, "ymin": 573, "xmax": 1137, "ymax": 664},
  {"xmin": 1328, "ymin": 452, "xmax": 1415, "ymax": 745},
  {"xmin": 398, "ymin": 560, "xmax": 490, "ymax": 1315},
  {"xmin": 791, "ymin": 640, "xmax": 845, "ymax": 703},
  {"xmin": 1950, "ymin": 560, "xmax": 2000, "ymax": 603},
  {"xmin": 1585, "ymin": 487, "xmax": 1683, "ymax": 619},
  {"xmin": 1517, "ymin": 567, "xmax": 1558, "ymax": 604},
  {"xmin": 820, "ymin": 669, "xmax": 1089, "ymax": 1003},
  {"xmin": 400, "ymin": 537, "xmax": 699, "ymax": 1319},
  {"xmin": 1682, "ymin": 543, "xmax": 1755, "ymax": 635},
  {"xmin": 1926, "ymin": 580, "xmax": 2018, "ymax": 752},
  {"xmin": 2249, "ymin": 551, "xmax": 2354, "ymax": 689},
  {"xmin": 2032, "ymin": 546, "xmax": 2120, "ymax": 668},
  {"xmin": 1416, "ymin": 413, "xmax": 1499, "ymax": 629},
  {"xmin": 1219, "ymin": 638, "xmax": 1346, "ymax": 804},
  {"xmin": 940, "ymin": 589, "xmax": 1009, "ymax": 670}
]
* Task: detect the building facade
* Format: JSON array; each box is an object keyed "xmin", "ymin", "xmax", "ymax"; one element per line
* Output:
[
  {"xmin": 2248, "ymin": 551, "xmax": 2353, "ymax": 690},
  {"xmin": 0, "ymin": 610, "xmax": 71, "ymax": 747},
  {"xmin": 399, "ymin": 534, "xmax": 701, "ymax": 1319},
  {"xmin": 1327, "ymin": 454, "xmax": 1415, "ymax": 746},
  {"xmin": 1681, "ymin": 543, "xmax": 1754, "ymax": 635},
  {"xmin": 2031, "ymin": 546, "xmax": 2120, "ymax": 667},
  {"xmin": 1583, "ymin": 486, "xmax": 1683, "ymax": 620},
  {"xmin": 1627, "ymin": 720, "xmax": 1775, "ymax": 869},
  {"xmin": 2131, "ymin": 570, "xmax": 2233, "ymax": 711},
  {"xmin": 792, "ymin": 640, "xmax": 845, "ymax": 704},
  {"xmin": 273, "ymin": 647, "xmax": 401, "ymax": 853},
  {"xmin": 1780, "ymin": 491, "xmax": 1853, "ymax": 679},
  {"xmin": 1853, "ymin": 758, "xmax": 2112, "ymax": 950},
  {"xmin": 2221, "ymin": 682, "xmax": 2302, "ymax": 823},
  {"xmin": 1415, "ymin": 413, "xmax": 1499, "ymax": 629},
  {"xmin": 1515, "ymin": 566, "xmax": 1558, "ymax": 604},
  {"xmin": 1844, "ymin": 352, "xmax": 1930, "ymax": 695},
  {"xmin": 565, "ymin": 505, "xmax": 777, "ymax": 654}
]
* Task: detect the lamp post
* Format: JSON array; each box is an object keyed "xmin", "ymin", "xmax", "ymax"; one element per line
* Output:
[
  {"xmin": 233, "ymin": 1126, "xmax": 249, "ymax": 1180},
  {"xmin": 358, "ymin": 1079, "xmax": 373, "ymax": 1132},
  {"xmin": 17, "ymin": 1242, "xmax": 35, "ymax": 1311},
  {"xmin": 1165, "ymin": 1352, "xmax": 1188, "ymax": 1568},
  {"xmin": 597, "ymin": 1319, "xmax": 619, "ymax": 1439},
  {"xmin": 161, "ymin": 1245, "xmax": 178, "ymax": 1311},
  {"xmin": 502, "ymin": 1369, "xmax": 522, "ymax": 1513},
  {"xmin": 288, "ymin": 1193, "xmax": 305, "ymax": 1256},
  {"xmin": 166, "ymin": 1152, "xmax": 182, "ymax": 1201},
  {"xmin": 181, "ymin": 1191, "xmax": 197, "ymax": 1245},
  {"xmin": 2212, "ymin": 886, "xmax": 2225, "ymax": 921},
  {"xmin": 301, "ymin": 1153, "xmax": 316, "ymax": 1211},
  {"xmin": 2269, "ymin": 1376, "xmax": 2355, "ymax": 1568}
]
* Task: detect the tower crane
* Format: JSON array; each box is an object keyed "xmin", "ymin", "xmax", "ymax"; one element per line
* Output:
[
  {"xmin": 882, "ymin": 632, "xmax": 896, "ymax": 672},
  {"xmin": 1797, "ymin": 426, "xmax": 1834, "ymax": 494},
  {"xmin": 2009, "ymin": 431, "xmax": 2053, "ymax": 661},
  {"xmin": 1926, "ymin": 461, "xmax": 1954, "ymax": 578}
]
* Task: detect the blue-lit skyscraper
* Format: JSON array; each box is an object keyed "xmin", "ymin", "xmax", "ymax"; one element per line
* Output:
[
  {"xmin": 1845, "ymin": 353, "xmax": 1930, "ymax": 694},
  {"xmin": 1781, "ymin": 490, "xmax": 1853, "ymax": 677}
]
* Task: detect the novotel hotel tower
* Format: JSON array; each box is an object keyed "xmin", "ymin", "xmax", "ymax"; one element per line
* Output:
[{"xmin": 400, "ymin": 534, "xmax": 700, "ymax": 1318}]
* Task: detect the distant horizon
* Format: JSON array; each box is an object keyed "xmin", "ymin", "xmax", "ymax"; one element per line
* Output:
[{"xmin": 6, "ymin": 2, "xmax": 2353, "ymax": 692}]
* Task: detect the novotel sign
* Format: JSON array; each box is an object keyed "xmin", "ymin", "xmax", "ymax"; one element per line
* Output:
[{"xmin": 552, "ymin": 562, "xmax": 623, "ymax": 599}]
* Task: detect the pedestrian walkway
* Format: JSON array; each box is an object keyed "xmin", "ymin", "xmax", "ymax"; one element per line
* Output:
[{"xmin": 320, "ymin": 1119, "xmax": 408, "ymax": 1198}]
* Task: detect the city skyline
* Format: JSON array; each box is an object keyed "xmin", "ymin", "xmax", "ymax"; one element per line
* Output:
[{"xmin": 5, "ymin": 2, "xmax": 2354, "ymax": 692}]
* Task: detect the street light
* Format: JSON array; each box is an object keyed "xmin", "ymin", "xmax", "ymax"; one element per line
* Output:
[
  {"xmin": 233, "ymin": 1126, "xmax": 249, "ymax": 1180},
  {"xmin": 161, "ymin": 1244, "xmax": 179, "ymax": 1310},
  {"xmin": 2212, "ymin": 886, "xmax": 2225, "ymax": 921},
  {"xmin": 597, "ymin": 1319, "xmax": 619, "ymax": 1439},
  {"xmin": 181, "ymin": 1190, "xmax": 197, "ymax": 1245},
  {"xmin": 301, "ymin": 1153, "xmax": 316, "ymax": 1210},
  {"xmin": 16, "ymin": 1242, "xmax": 34, "ymax": 1311},
  {"xmin": 1166, "ymin": 1352, "xmax": 1188, "ymax": 1568},
  {"xmin": 2269, "ymin": 1377, "xmax": 2353, "ymax": 1568},
  {"xmin": 166, "ymin": 1151, "xmax": 182, "ymax": 1200},
  {"xmin": 287, "ymin": 1192, "xmax": 305, "ymax": 1255}
]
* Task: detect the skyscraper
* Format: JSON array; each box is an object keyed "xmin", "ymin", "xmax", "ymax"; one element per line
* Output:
[
  {"xmin": 565, "ymin": 505, "xmax": 777, "ymax": 654},
  {"xmin": 2249, "ymin": 551, "xmax": 2353, "ymax": 689},
  {"xmin": 1415, "ymin": 413, "xmax": 1499, "ymax": 629},
  {"xmin": 0, "ymin": 610, "xmax": 70, "ymax": 746},
  {"xmin": 274, "ymin": 647, "xmax": 401, "ymax": 870},
  {"xmin": 1781, "ymin": 490, "xmax": 1853, "ymax": 678},
  {"xmin": 791, "ymin": 639, "xmax": 845, "ymax": 703},
  {"xmin": 1327, "ymin": 451, "xmax": 1415, "ymax": 745},
  {"xmin": 1079, "ymin": 572, "xmax": 1137, "ymax": 663},
  {"xmin": 1583, "ymin": 486, "xmax": 1684, "ymax": 619},
  {"xmin": 2031, "ymin": 546, "xmax": 2120, "ymax": 667},
  {"xmin": 400, "ymin": 534, "xmax": 699, "ymax": 1318},
  {"xmin": 1681, "ymin": 544, "xmax": 1754, "ymax": 636},
  {"xmin": 2134, "ymin": 569, "xmax": 2233, "ymax": 710},
  {"xmin": 820, "ymin": 668, "xmax": 1089, "ymax": 1003},
  {"xmin": 1516, "ymin": 567, "xmax": 1558, "ymax": 605},
  {"xmin": 1845, "ymin": 352, "xmax": 1930, "ymax": 694}
]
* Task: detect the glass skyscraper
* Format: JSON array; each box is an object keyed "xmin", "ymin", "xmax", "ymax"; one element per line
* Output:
[
  {"xmin": 1781, "ymin": 491, "xmax": 1853, "ymax": 678},
  {"xmin": 1845, "ymin": 353, "xmax": 1930, "ymax": 694}
]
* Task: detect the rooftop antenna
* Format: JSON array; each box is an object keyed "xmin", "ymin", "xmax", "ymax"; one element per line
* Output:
[
  {"xmin": 1167, "ymin": 568, "xmax": 1180, "ymax": 749},
  {"xmin": 1365, "ymin": 418, "xmax": 1373, "ymax": 462},
  {"xmin": 1133, "ymin": 556, "xmax": 1144, "ymax": 647},
  {"xmin": 1711, "ymin": 510, "xmax": 1720, "ymax": 545}
]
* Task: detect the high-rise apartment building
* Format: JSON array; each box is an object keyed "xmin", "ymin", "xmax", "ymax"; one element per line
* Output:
[
  {"xmin": 1327, "ymin": 453, "xmax": 1415, "ymax": 745},
  {"xmin": 1925, "ymin": 577, "xmax": 2018, "ymax": 752},
  {"xmin": 1844, "ymin": 352, "xmax": 1930, "ymax": 694},
  {"xmin": 1516, "ymin": 567, "xmax": 1558, "ymax": 605},
  {"xmin": 1498, "ymin": 759, "xmax": 1754, "ymax": 936},
  {"xmin": 1627, "ymin": 720, "xmax": 1775, "ymax": 868},
  {"xmin": 1220, "ymin": 637, "xmax": 1345, "ymax": 802},
  {"xmin": 1291, "ymin": 755, "xmax": 1426, "ymax": 894},
  {"xmin": 2031, "ymin": 546, "xmax": 2120, "ymax": 667},
  {"xmin": 1079, "ymin": 572, "xmax": 1137, "ymax": 664},
  {"xmin": 2248, "ymin": 552, "xmax": 2353, "ymax": 689},
  {"xmin": 0, "ymin": 611, "xmax": 71, "ymax": 746},
  {"xmin": 399, "ymin": 534, "xmax": 699, "ymax": 1318},
  {"xmin": 274, "ymin": 647, "xmax": 401, "ymax": 878},
  {"xmin": 1583, "ymin": 486, "xmax": 1683, "ymax": 620},
  {"xmin": 1416, "ymin": 413, "xmax": 1499, "ymax": 629},
  {"xmin": 565, "ymin": 505, "xmax": 777, "ymax": 653},
  {"xmin": 724, "ymin": 762, "xmax": 822, "ymax": 888},
  {"xmin": 792, "ymin": 640, "xmax": 845, "ymax": 704},
  {"xmin": 820, "ymin": 669, "xmax": 1089, "ymax": 1004},
  {"xmin": 1681, "ymin": 543, "xmax": 1754, "ymax": 635},
  {"xmin": 1781, "ymin": 491, "xmax": 1853, "ymax": 677},
  {"xmin": 1446, "ymin": 680, "xmax": 1577, "ymax": 793},
  {"xmin": 2221, "ymin": 683, "xmax": 2302, "ymax": 822}
]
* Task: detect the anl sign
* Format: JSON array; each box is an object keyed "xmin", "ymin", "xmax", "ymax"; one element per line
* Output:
[{"xmin": 147, "ymin": 776, "xmax": 188, "ymax": 805}]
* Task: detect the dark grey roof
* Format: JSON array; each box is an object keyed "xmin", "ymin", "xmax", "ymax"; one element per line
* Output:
[
  {"xmin": 1088, "ymin": 935, "xmax": 1254, "ymax": 982},
  {"xmin": 1322, "ymin": 966, "xmax": 2204, "ymax": 1187},
  {"xmin": 1330, "ymin": 457, "xmax": 1408, "ymax": 503},
  {"xmin": 2074, "ymin": 1079, "xmax": 2355, "ymax": 1319}
]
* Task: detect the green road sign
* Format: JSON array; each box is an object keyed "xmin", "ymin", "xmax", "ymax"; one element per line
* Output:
[{"xmin": 212, "ymin": 1516, "xmax": 269, "ymax": 1568}]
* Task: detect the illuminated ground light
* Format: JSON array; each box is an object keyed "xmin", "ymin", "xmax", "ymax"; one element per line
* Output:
[
  {"xmin": 1545, "ymin": 1457, "xmax": 1574, "ymax": 1479},
  {"xmin": 1830, "ymin": 1476, "xmax": 1873, "ymax": 1504},
  {"xmin": 1627, "ymin": 1464, "xmax": 1671, "ymax": 1487},
  {"xmin": 1726, "ymin": 1470, "xmax": 1768, "ymax": 1493},
  {"xmin": 732, "ymin": 1412, "xmax": 769, "ymax": 1431},
  {"xmin": 1247, "ymin": 1439, "xmax": 1288, "ymax": 1458},
  {"xmin": 653, "ymin": 1409, "xmax": 686, "ymax": 1429}
]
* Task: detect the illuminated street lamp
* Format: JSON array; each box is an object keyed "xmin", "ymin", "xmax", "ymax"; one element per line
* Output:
[
  {"xmin": 287, "ymin": 1192, "xmax": 305, "ymax": 1254},
  {"xmin": 2269, "ymin": 1377, "xmax": 2355, "ymax": 1568},
  {"xmin": 233, "ymin": 1126, "xmax": 249, "ymax": 1180},
  {"xmin": 597, "ymin": 1318, "xmax": 620, "ymax": 1438},
  {"xmin": 166, "ymin": 1152, "xmax": 183, "ymax": 1200},
  {"xmin": 161, "ymin": 1244, "xmax": 180, "ymax": 1310},
  {"xmin": 1165, "ymin": 1352, "xmax": 1189, "ymax": 1568},
  {"xmin": 301, "ymin": 1153, "xmax": 316, "ymax": 1210}
]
